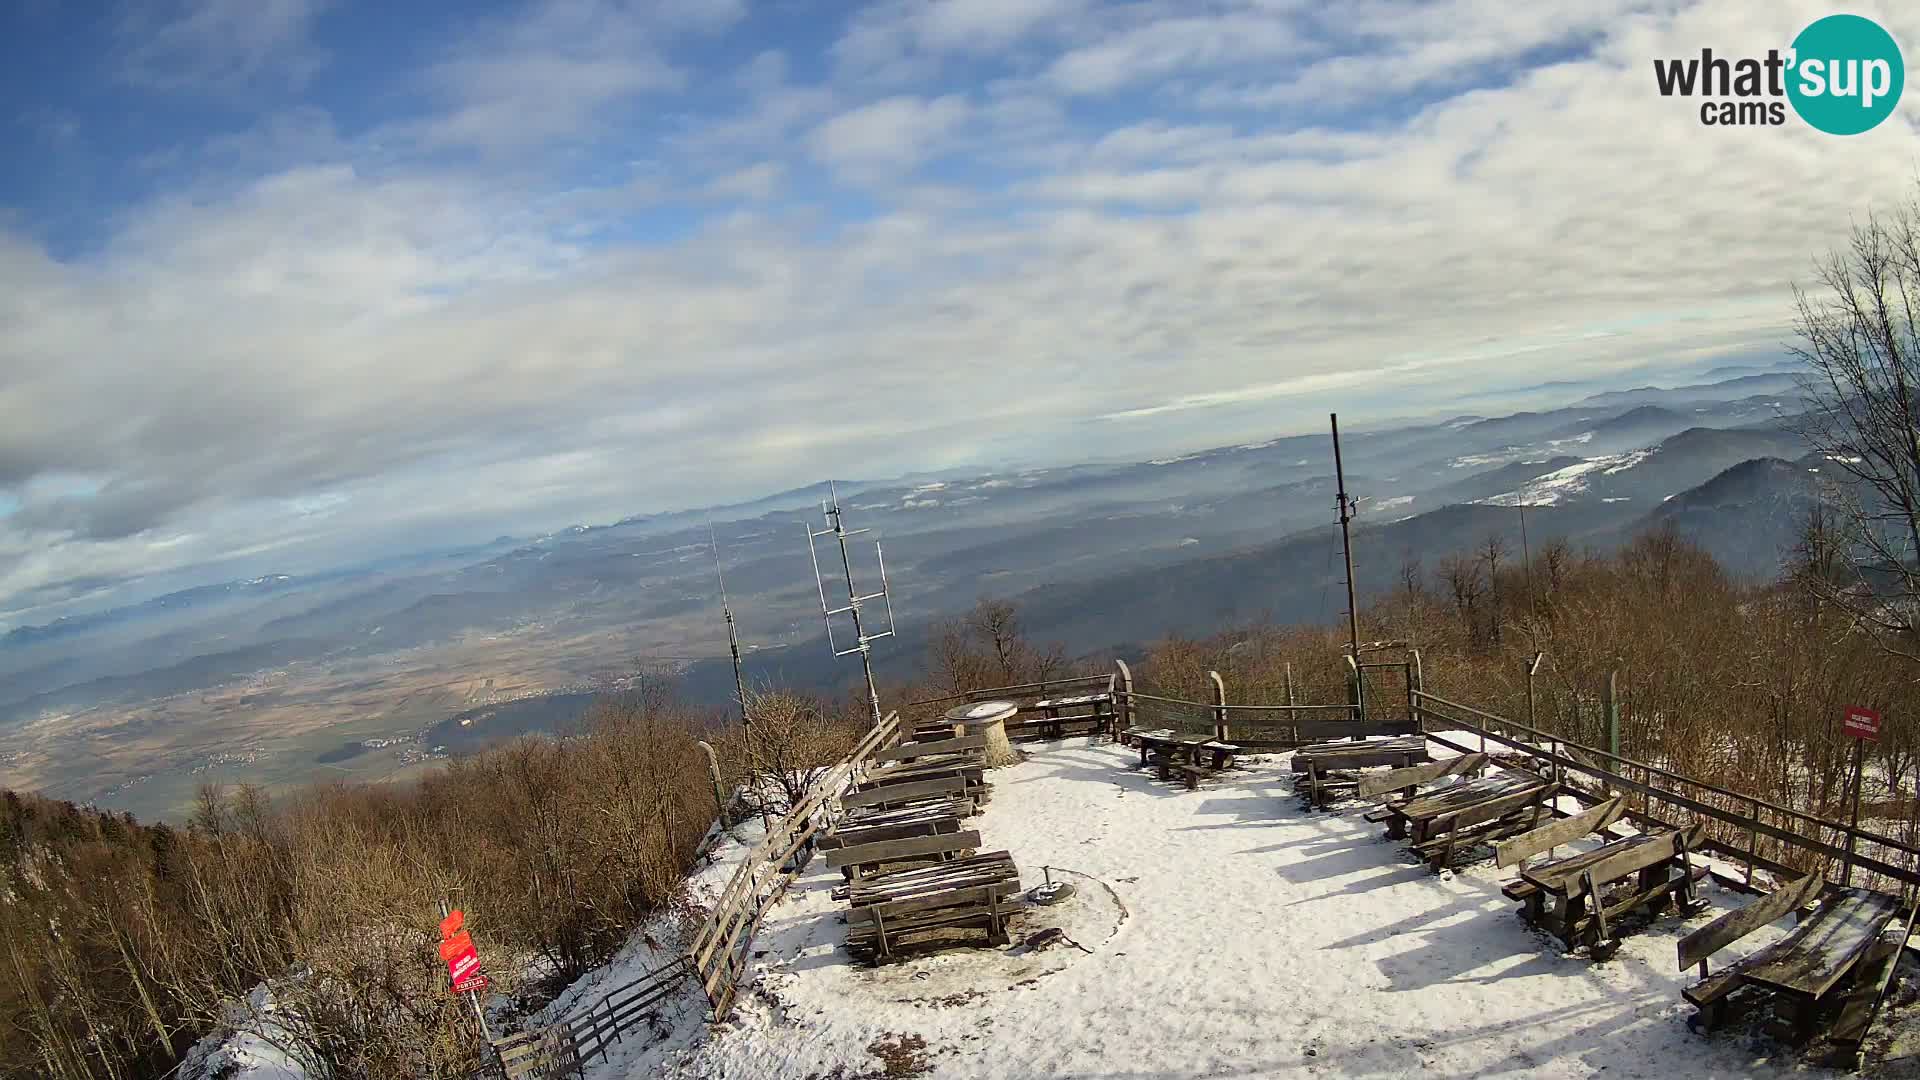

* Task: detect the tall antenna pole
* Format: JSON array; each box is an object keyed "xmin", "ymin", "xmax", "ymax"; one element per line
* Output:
[
  {"xmin": 1331, "ymin": 413, "xmax": 1361, "ymax": 660},
  {"xmin": 710, "ymin": 523, "xmax": 770, "ymax": 831},
  {"xmin": 709, "ymin": 522, "xmax": 750, "ymax": 731},
  {"xmin": 807, "ymin": 483, "xmax": 897, "ymax": 729}
]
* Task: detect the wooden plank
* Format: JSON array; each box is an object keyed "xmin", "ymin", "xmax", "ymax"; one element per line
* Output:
[
  {"xmin": 858, "ymin": 757, "xmax": 984, "ymax": 785},
  {"xmin": 842, "ymin": 775, "xmax": 969, "ymax": 809},
  {"xmin": 1357, "ymin": 753, "xmax": 1486, "ymax": 799},
  {"xmin": 847, "ymin": 883, "xmax": 1017, "ymax": 926},
  {"xmin": 1496, "ymin": 796, "xmax": 1626, "ymax": 868},
  {"xmin": 1521, "ymin": 833, "xmax": 1661, "ymax": 893},
  {"xmin": 824, "ymin": 830, "xmax": 981, "ymax": 870},
  {"xmin": 843, "ymin": 850, "xmax": 1015, "ymax": 889},
  {"xmin": 1576, "ymin": 825, "xmax": 1703, "ymax": 892},
  {"xmin": 1740, "ymin": 890, "xmax": 1901, "ymax": 998},
  {"xmin": 1396, "ymin": 770, "xmax": 1535, "ymax": 819},
  {"xmin": 1432, "ymin": 780, "xmax": 1556, "ymax": 833},
  {"xmin": 1524, "ymin": 825, "xmax": 1704, "ymax": 896},
  {"xmin": 1678, "ymin": 873, "xmax": 1825, "ymax": 972},
  {"xmin": 1829, "ymin": 902, "xmax": 1918, "ymax": 1049},
  {"xmin": 819, "ymin": 816, "xmax": 961, "ymax": 851},
  {"xmin": 871, "ymin": 734, "xmax": 987, "ymax": 764}
]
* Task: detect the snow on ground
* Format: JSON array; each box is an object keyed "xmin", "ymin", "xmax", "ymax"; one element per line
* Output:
[
  {"xmin": 178, "ymin": 988, "xmax": 310, "ymax": 1080},
  {"xmin": 611, "ymin": 740, "xmax": 1911, "ymax": 1079},
  {"xmin": 1479, "ymin": 449, "xmax": 1655, "ymax": 507}
]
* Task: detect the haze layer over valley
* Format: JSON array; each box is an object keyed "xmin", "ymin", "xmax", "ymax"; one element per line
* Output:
[{"xmin": 0, "ymin": 358, "xmax": 1829, "ymax": 820}]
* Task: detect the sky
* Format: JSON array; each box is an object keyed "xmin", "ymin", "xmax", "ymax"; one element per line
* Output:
[{"xmin": 2, "ymin": 0, "xmax": 1918, "ymax": 628}]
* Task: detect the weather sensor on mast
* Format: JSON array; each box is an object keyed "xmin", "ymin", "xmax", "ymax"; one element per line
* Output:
[{"xmin": 805, "ymin": 482, "xmax": 897, "ymax": 728}]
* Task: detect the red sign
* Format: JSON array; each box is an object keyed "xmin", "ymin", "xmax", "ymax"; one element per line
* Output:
[
  {"xmin": 1844, "ymin": 706, "xmax": 1882, "ymax": 741},
  {"xmin": 438, "ymin": 910, "xmax": 486, "ymax": 995}
]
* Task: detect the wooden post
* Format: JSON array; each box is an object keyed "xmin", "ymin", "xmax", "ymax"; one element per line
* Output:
[
  {"xmin": 1602, "ymin": 670, "xmax": 1620, "ymax": 793},
  {"xmin": 1209, "ymin": 670, "xmax": 1228, "ymax": 742},
  {"xmin": 1744, "ymin": 797, "xmax": 1760, "ymax": 888},
  {"xmin": 1404, "ymin": 650, "xmax": 1421, "ymax": 724},
  {"xmin": 1845, "ymin": 737, "xmax": 1865, "ymax": 888},
  {"xmin": 696, "ymin": 741, "xmax": 728, "ymax": 825},
  {"xmin": 1114, "ymin": 659, "xmax": 1134, "ymax": 736},
  {"xmin": 1345, "ymin": 654, "xmax": 1363, "ymax": 730}
]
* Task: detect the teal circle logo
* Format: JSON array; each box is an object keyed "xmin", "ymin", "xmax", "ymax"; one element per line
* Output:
[{"xmin": 1787, "ymin": 14, "xmax": 1904, "ymax": 135}]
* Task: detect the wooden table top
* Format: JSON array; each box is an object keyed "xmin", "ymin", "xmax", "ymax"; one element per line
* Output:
[
  {"xmin": 1397, "ymin": 773, "xmax": 1547, "ymax": 823},
  {"xmin": 1297, "ymin": 736, "xmax": 1428, "ymax": 758},
  {"xmin": 1519, "ymin": 833, "xmax": 1672, "ymax": 895},
  {"xmin": 1737, "ymin": 889, "xmax": 1901, "ymax": 999}
]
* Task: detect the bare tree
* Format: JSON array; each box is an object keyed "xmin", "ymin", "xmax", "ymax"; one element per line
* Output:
[
  {"xmin": 1437, "ymin": 555, "xmax": 1486, "ymax": 644},
  {"xmin": 1480, "ymin": 533, "xmax": 1510, "ymax": 644},
  {"xmin": 1791, "ymin": 191, "xmax": 1920, "ymax": 665}
]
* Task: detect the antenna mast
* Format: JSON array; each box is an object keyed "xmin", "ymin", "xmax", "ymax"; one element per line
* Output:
[
  {"xmin": 709, "ymin": 522, "xmax": 750, "ymax": 730},
  {"xmin": 710, "ymin": 523, "xmax": 771, "ymax": 830},
  {"xmin": 806, "ymin": 483, "xmax": 897, "ymax": 728},
  {"xmin": 1331, "ymin": 413, "xmax": 1361, "ymax": 659}
]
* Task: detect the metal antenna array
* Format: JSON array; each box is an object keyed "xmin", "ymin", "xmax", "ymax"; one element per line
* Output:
[{"xmin": 805, "ymin": 482, "xmax": 897, "ymax": 728}]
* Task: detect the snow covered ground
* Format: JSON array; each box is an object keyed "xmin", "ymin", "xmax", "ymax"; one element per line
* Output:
[{"xmin": 607, "ymin": 739, "xmax": 1920, "ymax": 1078}]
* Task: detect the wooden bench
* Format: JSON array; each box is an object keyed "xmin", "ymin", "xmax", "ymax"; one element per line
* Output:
[
  {"xmin": 1495, "ymin": 799, "xmax": 1707, "ymax": 955},
  {"xmin": 842, "ymin": 774, "xmax": 989, "ymax": 813},
  {"xmin": 856, "ymin": 757, "xmax": 986, "ymax": 791},
  {"xmin": 818, "ymin": 800, "xmax": 970, "ymax": 851},
  {"xmin": 869, "ymin": 734, "xmax": 986, "ymax": 766},
  {"xmin": 1677, "ymin": 876, "xmax": 1910, "ymax": 1048},
  {"xmin": 1292, "ymin": 736, "xmax": 1430, "ymax": 808},
  {"xmin": 1356, "ymin": 753, "xmax": 1487, "ymax": 806},
  {"xmin": 824, "ymin": 829, "xmax": 982, "ymax": 882},
  {"xmin": 1008, "ymin": 693, "xmax": 1115, "ymax": 741},
  {"xmin": 1376, "ymin": 770, "xmax": 1555, "ymax": 870},
  {"xmin": 842, "ymin": 851, "xmax": 1022, "ymax": 962}
]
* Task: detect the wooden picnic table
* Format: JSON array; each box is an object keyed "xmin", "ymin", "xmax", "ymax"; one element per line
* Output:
[
  {"xmin": 1374, "ymin": 771, "xmax": 1555, "ymax": 869},
  {"xmin": 856, "ymin": 756, "xmax": 985, "ymax": 790},
  {"xmin": 1289, "ymin": 735, "xmax": 1430, "ymax": 771},
  {"xmin": 1291, "ymin": 736, "xmax": 1429, "ymax": 808},
  {"xmin": 1702, "ymin": 889, "xmax": 1901, "ymax": 1039},
  {"xmin": 1509, "ymin": 824, "xmax": 1707, "ymax": 954},
  {"xmin": 840, "ymin": 851, "xmax": 1022, "ymax": 962},
  {"xmin": 1011, "ymin": 692, "xmax": 1115, "ymax": 739},
  {"xmin": 1126, "ymin": 729, "xmax": 1240, "ymax": 788}
]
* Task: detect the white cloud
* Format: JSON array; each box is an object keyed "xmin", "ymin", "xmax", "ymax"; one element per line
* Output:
[
  {"xmin": 12, "ymin": 0, "xmax": 1920, "ymax": 619},
  {"xmin": 707, "ymin": 161, "xmax": 786, "ymax": 200},
  {"xmin": 119, "ymin": 0, "xmax": 333, "ymax": 92},
  {"xmin": 810, "ymin": 95, "xmax": 972, "ymax": 178},
  {"xmin": 417, "ymin": 0, "xmax": 746, "ymax": 150}
]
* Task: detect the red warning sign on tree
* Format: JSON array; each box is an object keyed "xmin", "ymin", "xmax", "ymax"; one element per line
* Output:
[
  {"xmin": 1843, "ymin": 705, "xmax": 1882, "ymax": 741},
  {"xmin": 438, "ymin": 910, "xmax": 488, "ymax": 994}
]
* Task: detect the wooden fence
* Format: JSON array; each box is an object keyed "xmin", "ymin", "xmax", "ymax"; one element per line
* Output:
[
  {"xmin": 686, "ymin": 711, "xmax": 903, "ymax": 1016},
  {"xmin": 1109, "ymin": 657, "xmax": 1920, "ymax": 895},
  {"xmin": 1412, "ymin": 689, "xmax": 1920, "ymax": 895},
  {"xmin": 491, "ymin": 955, "xmax": 691, "ymax": 1079}
]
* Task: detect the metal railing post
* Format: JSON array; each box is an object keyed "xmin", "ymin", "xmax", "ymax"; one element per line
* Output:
[{"xmin": 1209, "ymin": 670, "xmax": 1228, "ymax": 742}]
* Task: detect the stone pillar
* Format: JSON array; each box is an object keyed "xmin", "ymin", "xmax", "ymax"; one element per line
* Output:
[{"xmin": 947, "ymin": 700, "xmax": 1021, "ymax": 768}]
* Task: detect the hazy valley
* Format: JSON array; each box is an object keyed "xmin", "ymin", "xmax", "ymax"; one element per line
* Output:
[{"xmin": 0, "ymin": 359, "xmax": 1829, "ymax": 820}]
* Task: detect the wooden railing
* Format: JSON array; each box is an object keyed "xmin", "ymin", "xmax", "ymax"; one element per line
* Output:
[
  {"xmin": 686, "ymin": 711, "xmax": 903, "ymax": 1016},
  {"xmin": 1412, "ymin": 690, "xmax": 1920, "ymax": 894},
  {"xmin": 491, "ymin": 955, "xmax": 692, "ymax": 1079}
]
